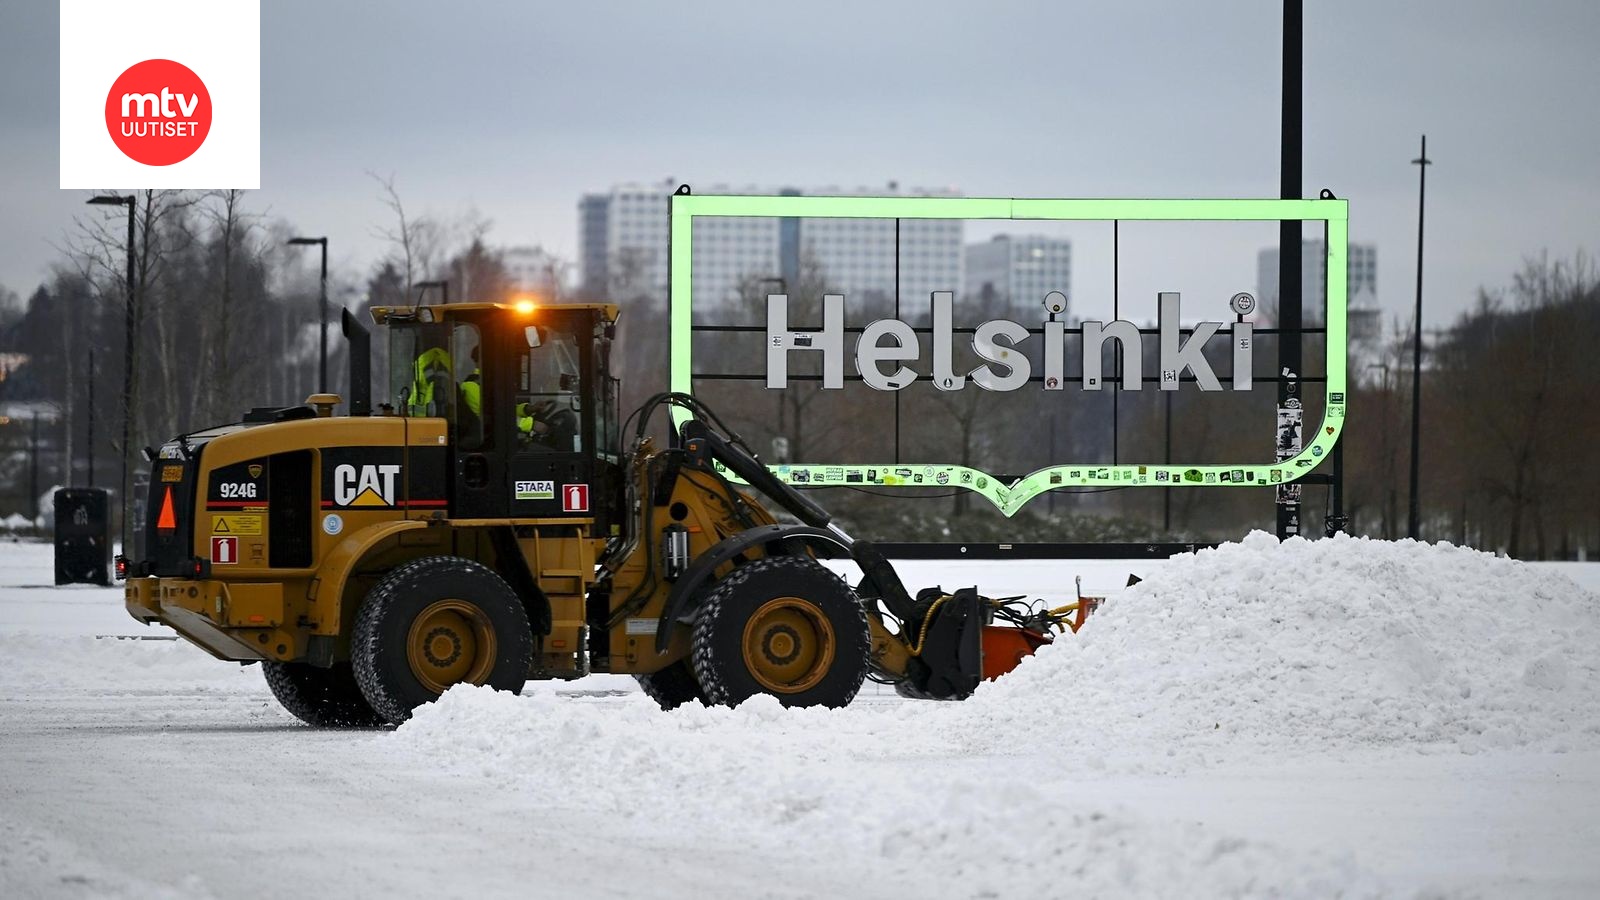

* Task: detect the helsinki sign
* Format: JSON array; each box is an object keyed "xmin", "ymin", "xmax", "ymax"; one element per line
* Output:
[
  {"xmin": 767, "ymin": 290, "xmax": 1256, "ymax": 393},
  {"xmin": 669, "ymin": 193, "xmax": 1349, "ymax": 516}
]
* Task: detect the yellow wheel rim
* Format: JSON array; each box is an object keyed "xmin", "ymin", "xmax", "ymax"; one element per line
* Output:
[
  {"xmin": 405, "ymin": 599, "xmax": 498, "ymax": 695},
  {"xmin": 740, "ymin": 597, "xmax": 835, "ymax": 695}
]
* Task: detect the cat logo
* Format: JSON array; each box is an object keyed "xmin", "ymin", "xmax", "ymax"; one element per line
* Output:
[
  {"xmin": 248, "ymin": 464, "xmax": 263, "ymax": 479},
  {"xmin": 333, "ymin": 464, "xmax": 401, "ymax": 507}
]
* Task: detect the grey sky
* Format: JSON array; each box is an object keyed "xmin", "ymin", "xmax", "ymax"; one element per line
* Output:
[{"xmin": 2, "ymin": 0, "xmax": 1596, "ymax": 327}]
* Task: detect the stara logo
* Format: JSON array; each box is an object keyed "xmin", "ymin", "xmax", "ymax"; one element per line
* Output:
[{"xmin": 104, "ymin": 59, "xmax": 212, "ymax": 166}]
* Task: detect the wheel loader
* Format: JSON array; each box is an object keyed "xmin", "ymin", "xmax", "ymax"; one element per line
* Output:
[{"xmin": 122, "ymin": 300, "xmax": 1088, "ymax": 725}]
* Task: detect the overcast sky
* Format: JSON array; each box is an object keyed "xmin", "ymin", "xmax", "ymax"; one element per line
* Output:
[{"xmin": 2, "ymin": 0, "xmax": 1596, "ymax": 327}]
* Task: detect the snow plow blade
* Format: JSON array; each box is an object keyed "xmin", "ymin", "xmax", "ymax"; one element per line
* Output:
[
  {"xmin": 980, "ymin": 625, "xmax": 1054, "ymax": 681},
  {"xmin": 894, "ymin": 583, "xmax": 1105, "ymax": 700}
]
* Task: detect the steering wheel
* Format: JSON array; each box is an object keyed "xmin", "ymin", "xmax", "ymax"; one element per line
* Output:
[{"xmin": 527, "ymin": 399, "xmax": 580, "ymax": 450}]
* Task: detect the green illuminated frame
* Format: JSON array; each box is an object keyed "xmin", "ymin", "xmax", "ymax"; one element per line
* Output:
[{"xmin": 670, "ymin": 193, "xmax": 1348, "ymax": 516}]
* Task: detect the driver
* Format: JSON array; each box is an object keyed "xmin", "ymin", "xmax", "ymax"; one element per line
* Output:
[{"xmin": 407, "ymin": 347, "xmax": 454, "ymax": 417}]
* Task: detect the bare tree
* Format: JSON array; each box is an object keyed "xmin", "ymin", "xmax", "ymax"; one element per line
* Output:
[
  {"xmin": 369, "ymin": 172, "xmax": 446, "ymax": 299},
  {"xmin": 196, "ymin": 190, "xmax": 258, "ymax": 422}
]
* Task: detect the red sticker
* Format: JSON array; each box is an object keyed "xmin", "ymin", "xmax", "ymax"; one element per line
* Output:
[
  {"xmin": 104, "ymin": 59, "xmax": 212, "ymax": 166},
  {"xmin": 562, "ymin": 484, "xmax": 589, "ymax": 513},
  {"xmin": 211, "ymin": 536, "xmax": 238, "ymax": 565}
]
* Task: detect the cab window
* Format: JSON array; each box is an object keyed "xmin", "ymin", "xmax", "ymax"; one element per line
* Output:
[
  {"xmin": 389, "ymin": 321, "xmax": 485, "ymax": 448},
  {"xmin": 518, "ymin": 325, "xmax": 582, "ymax": 452},
  {"xmin": 452, "ymin": 323, "xmax": 484, "ymax": 448}
]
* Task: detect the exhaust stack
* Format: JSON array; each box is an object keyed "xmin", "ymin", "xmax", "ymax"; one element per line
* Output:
[{"xmin": 341, "ymin": 309, "xmax": 372, "ymax": 416}]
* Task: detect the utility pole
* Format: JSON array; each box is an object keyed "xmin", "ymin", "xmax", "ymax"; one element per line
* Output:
[
  {"xmin": 86, "ymin": 347, "xmax": 95, "ymax": 486},
  {"xmin": 1408, "ymin": 135, "xmax": 1431, "ymax": 540},
  {"xmin": 85, "ymin": 193, "xmax": 136, "ymax": 556},
  {"xmin": 29, "ymin": 412, "xmax": 40, "ymax": 522},
  {"xmin": 1275, "ymin": 0, "xmax": 1304, "ymax": 539}
]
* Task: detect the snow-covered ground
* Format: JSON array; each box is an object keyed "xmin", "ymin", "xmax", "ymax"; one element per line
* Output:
[{"xmin": 2, "ymin": 537, "xmax": 1597, "ymax": 898}]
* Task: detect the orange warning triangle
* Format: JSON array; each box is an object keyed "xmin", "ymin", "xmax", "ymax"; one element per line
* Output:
[
  {"xmin": 156, "ymin": 487, "xmax": 177, "ymax": 530},
  {"xmin": 214, "ymin": 517, "xmax": 230, "ymax": 533}
]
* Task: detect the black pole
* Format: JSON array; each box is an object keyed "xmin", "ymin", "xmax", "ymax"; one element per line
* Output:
[
  {"xmin": 1275, "ymin": 0, "xmax": 1304, "ymax": 539},
  {"xmin": 318, "ymin": 238, "xmax": 329, "ymax": 394},
  {"xmin": 86, "ymin": 347, "xmax": 95, "ymax": 486},
  {"xmin": 29, "ymin": 412, "xmax": 39, "ymax": 521},
  {"xmin": 1163, "ymin": 391, "xmax": 1172, "ymax": 533},
  {"xmin": 1049, "ymin": 415, "xmax": 1057, "ymax": 515},
  {"xmin": 120, "ymin": 195, "xmax": 135, "ymax": 556},
  {"xmin": 1408, "ymin": 135, "xmax": 1430, "ymax": 540}
]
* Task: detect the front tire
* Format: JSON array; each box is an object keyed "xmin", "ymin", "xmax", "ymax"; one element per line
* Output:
[
  {"xmin": 263, "ymin": 661, "xmax": 384, "ymax": 727},
  {"xmin": 690, "ymin": 556, "xmax": 870, "ymax": 709},
  {"xmin": 352, "ymin": 556, "xmax": 534, "ymax": 724}
]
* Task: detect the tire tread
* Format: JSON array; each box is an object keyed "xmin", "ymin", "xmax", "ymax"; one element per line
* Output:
[{"xmin": 690, "ymin": 556, "xmax": 869, "ymax": 708}]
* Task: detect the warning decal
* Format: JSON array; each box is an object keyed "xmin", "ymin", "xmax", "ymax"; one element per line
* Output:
[{"xmin": 212, "ymin": 514, "xmax": 262, "ymax": 536}]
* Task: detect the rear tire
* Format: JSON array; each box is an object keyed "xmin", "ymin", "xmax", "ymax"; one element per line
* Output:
[
  {"xmin": 635, "ymin": 661, "xmax": 707, "ymax": 710},
  {"xmin": 262, "ymin": 661, "xmax": 384, "ymax": 727},
  {"xmin": 352, "ymin": 556, "xmax": 534, "ymax": 724},
  {"xmin": 690, "ymin": 556, "xmax": 869, "ymax": 709}
]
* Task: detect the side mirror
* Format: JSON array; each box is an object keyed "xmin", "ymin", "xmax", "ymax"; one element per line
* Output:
[{"xmin": 525, "ymin": 325, "xmax": 546, "ymax": 348}]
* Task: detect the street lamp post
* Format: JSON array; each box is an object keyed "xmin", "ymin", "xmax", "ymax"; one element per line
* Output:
[
  {"xmin": 86, "ymin": 193, "xmax": 135, "ymax": 555},
  {"xmin": 1408, "ymin": 136, "xmax": 1431, "ymax": 540},
  {"xmin": 288, "ymin": 237, "xmax": 329, "ymax": 393}
]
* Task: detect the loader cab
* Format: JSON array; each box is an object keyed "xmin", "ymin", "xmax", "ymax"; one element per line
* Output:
[{"xmin": 377, "ymin": 302, "xmax": 621, "ymax": 532}]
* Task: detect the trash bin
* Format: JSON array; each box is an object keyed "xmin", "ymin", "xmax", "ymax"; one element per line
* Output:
[{"xmin": 54, "ymin": 487, "xmax": 112, "ymax": 586}]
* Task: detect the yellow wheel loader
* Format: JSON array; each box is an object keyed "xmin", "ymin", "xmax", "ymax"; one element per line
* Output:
[{"xmin": 122, "ymin": 301, "xmax": 1085, "ymax": 725}]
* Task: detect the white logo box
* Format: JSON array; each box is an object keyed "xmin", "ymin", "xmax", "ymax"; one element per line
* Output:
[{"xmin": 60, "ymin": 0, "xmax": 259, "ymax": 188}]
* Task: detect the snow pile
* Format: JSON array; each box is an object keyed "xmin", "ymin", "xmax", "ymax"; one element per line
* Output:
[
  {"xmin": 396, "ymin": 684, "xmax": 1392, "ymax": 898},
  {"xmin": 381, "ymin": 533, "xmax": 1600, "ymax": 894},
  {"xmin": 962, "ymin": 532, "xmax": 1600, "ymax": 759}
]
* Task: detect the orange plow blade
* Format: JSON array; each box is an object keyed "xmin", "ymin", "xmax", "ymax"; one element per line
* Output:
[{"xmin": 980, "ymin": 626, "xmax": 1053, "ymax": 681}]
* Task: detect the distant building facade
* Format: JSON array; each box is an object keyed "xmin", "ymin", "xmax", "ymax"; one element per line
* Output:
[
  {"xmin": 1257, "ymin": 241, "xmax": 1379, "ymax": 337},
  {"xmin": 577, "ymin": 182, "xmax": 965, "ymax": 311},
  {"xmin": 1257, "ymin": 240, "xmax": 1383, "ymax": 379},
  {"xmin": 963, "ymin": 234, "xmax": 1072, "ymax": 317},
  {"xmin": 576, "ymin": 194, "xmax": 610, "ymax": 298},
  {"xmin": 502, "ymin": 246, "xmax": 564, "ymax": 295}
]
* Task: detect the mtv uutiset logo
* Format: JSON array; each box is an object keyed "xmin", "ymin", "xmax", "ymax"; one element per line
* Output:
[
  {"xmin": 104, "ymin": 59, "xmax": 212, "ymax": 166},
  {"xmin": 60, "ymin": 0, "xmax": 259, "ymax": 188}
]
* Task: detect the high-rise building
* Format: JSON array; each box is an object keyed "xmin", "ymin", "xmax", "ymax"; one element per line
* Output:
[
  {"xmin": 502, "ymin": 246, "xmax": 564, "ymax": 296},
  {"xmin": 600, "ymin": 183, "xmax": 673, "ymax": 305},
  {"xmin": 963, "ymin": 234, "xmax": 1072, "ymax": 317},
  {"xmin": 576, "ymin": 194, "xmax": 609, "ymax": 298},
  {"xmin": 1257, "ymin": 241, "xmax": 1378, "ymax": 335},
  {"xmin": 578, "ymin": 182, "xmax": 964, "ymax": 312},
  {"xmin": 1257, "ymin": 241, "xmax": 1384, "ymax": 380}
]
